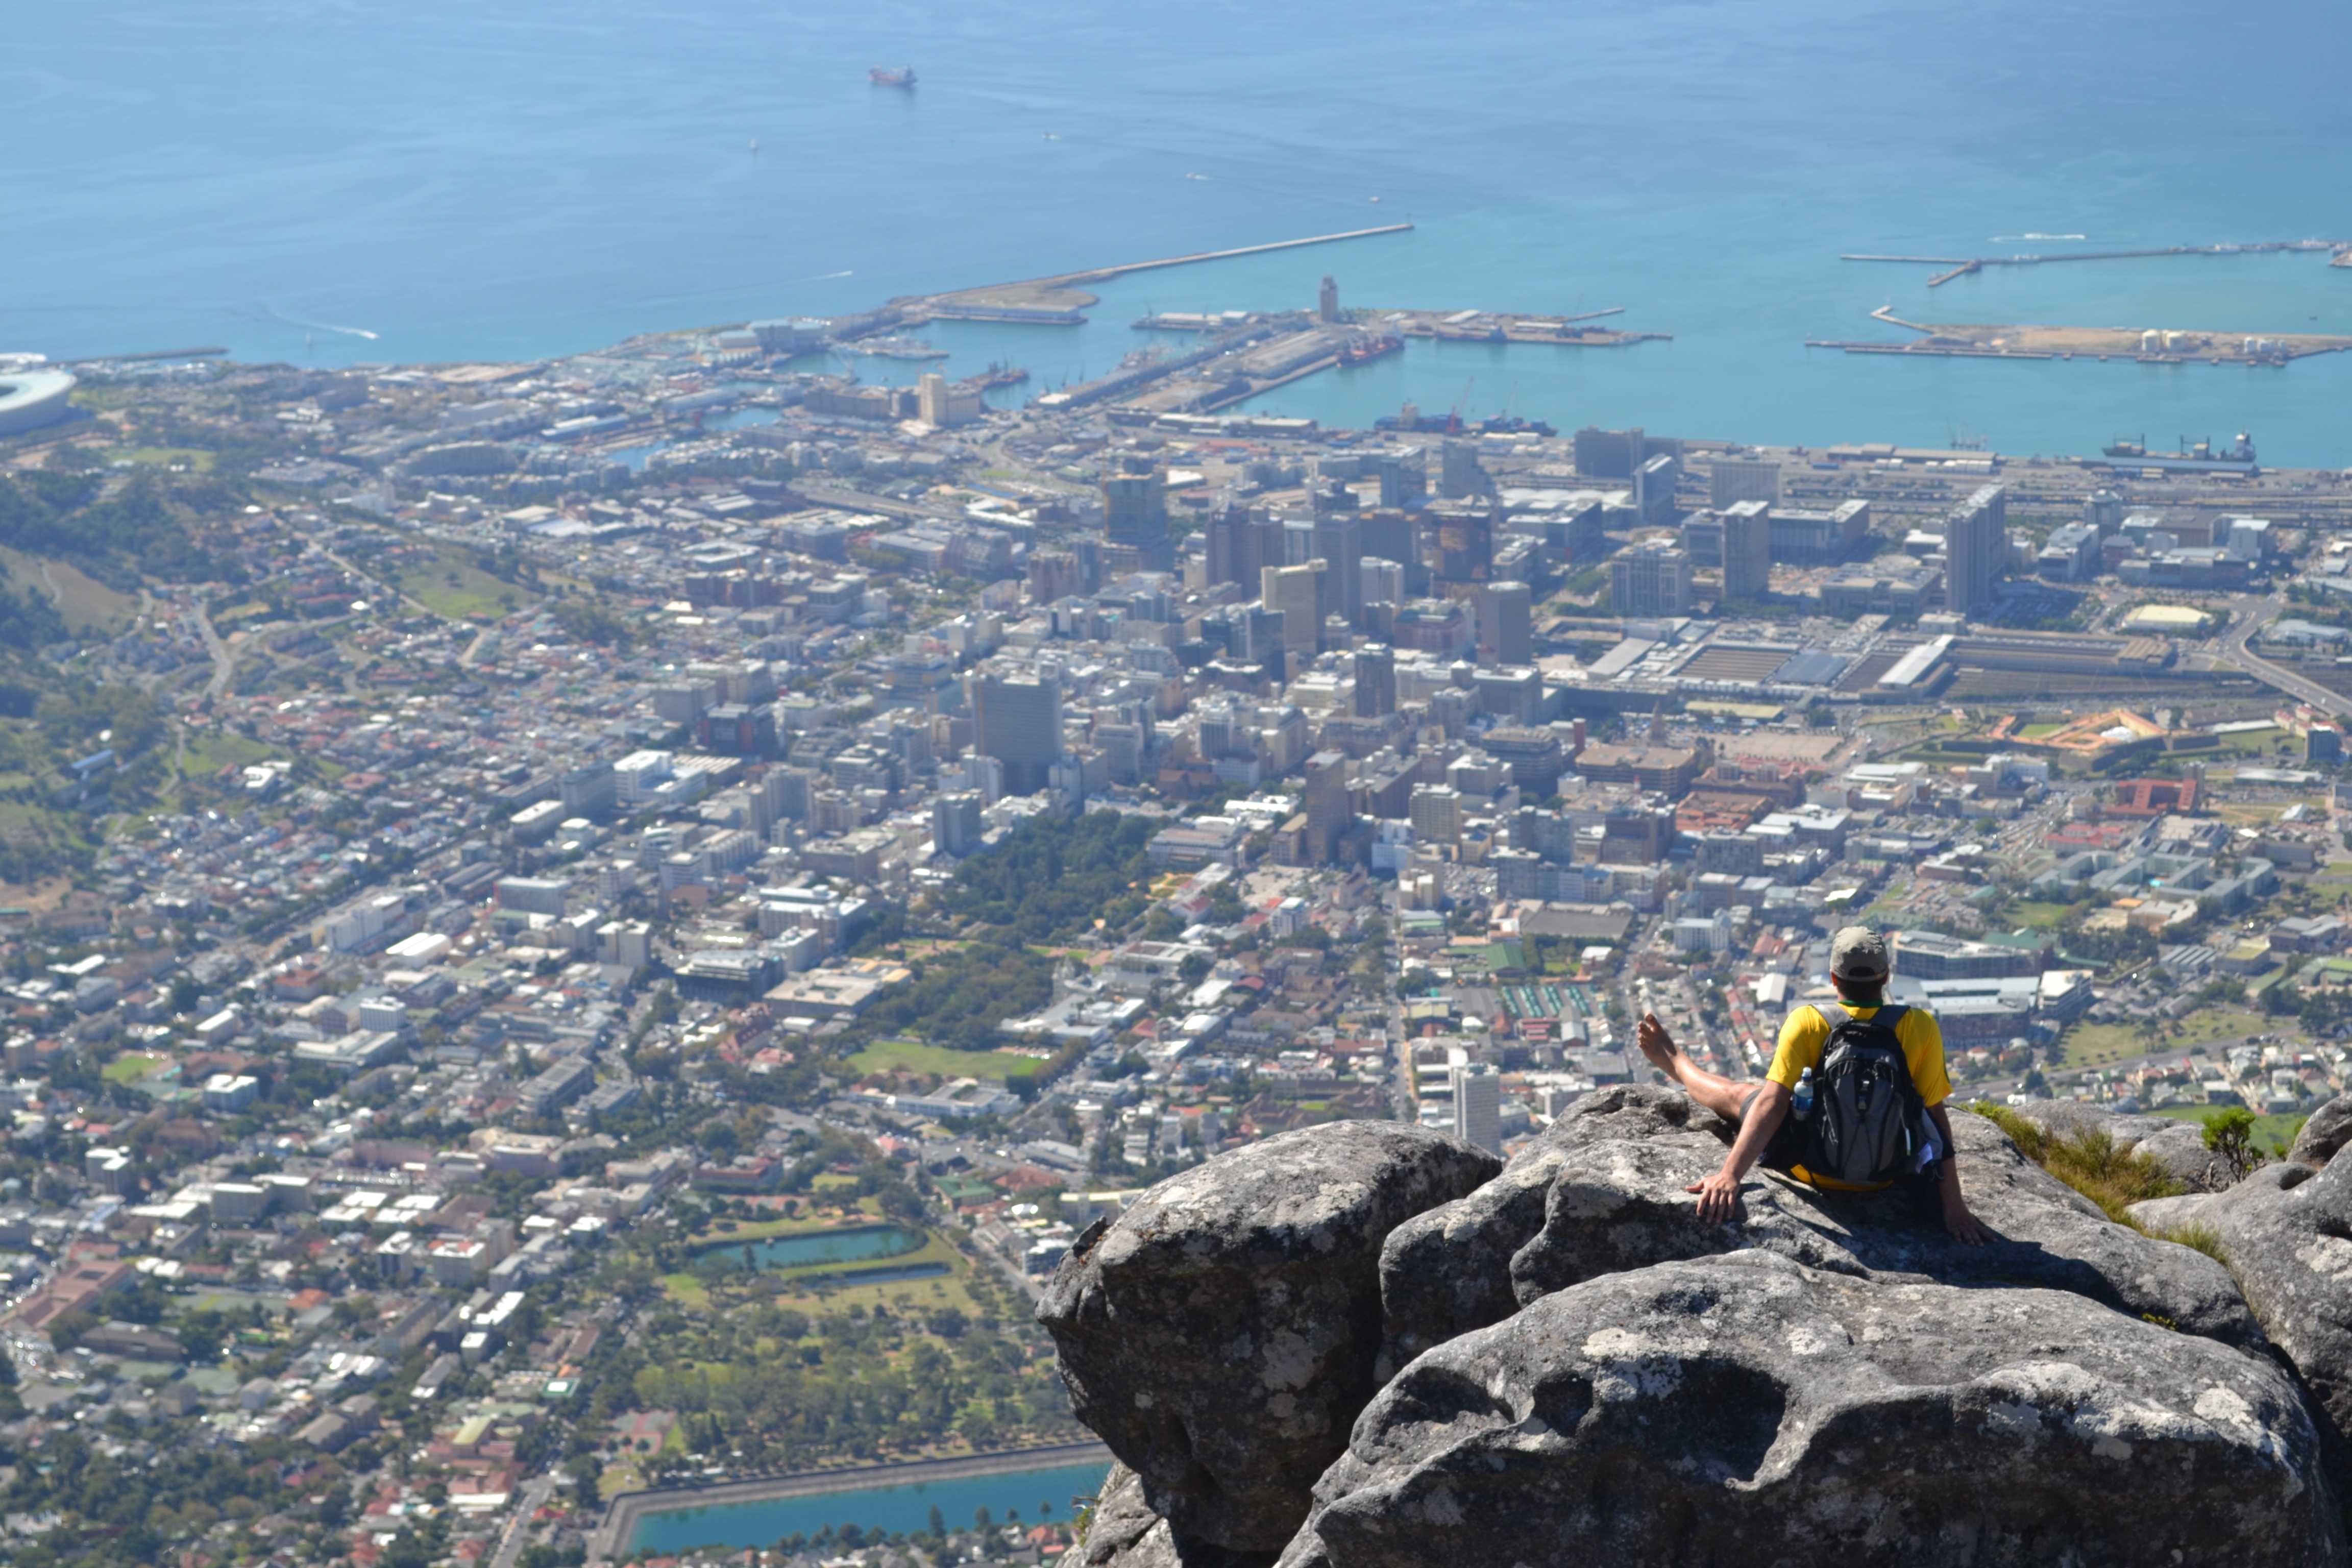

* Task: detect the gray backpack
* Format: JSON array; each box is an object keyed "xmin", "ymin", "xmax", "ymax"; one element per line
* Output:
[{"xmin": 1802, "ymin": 1002, "xmax": 1927, "ymax": 1185}]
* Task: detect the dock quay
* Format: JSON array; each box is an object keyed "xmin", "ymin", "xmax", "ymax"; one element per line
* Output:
[
  {"xmin": 1135, "ymin": 304, "xmax": 1654, "ymax": 347},
  {"xmin": 1384, "ymin": 306, "xmax": 1659, "ymax": 346},
  {"xmin": 1811, "ymin": 310, "xmax": 2352, "ymax": 368},
  {"xmin": 1843, "ymin": 238, "xmax": 2345, "ymax": 286},
  {"xmin": 1044, "ymin": 297, "xmax": 1664, "ymax": 421}
]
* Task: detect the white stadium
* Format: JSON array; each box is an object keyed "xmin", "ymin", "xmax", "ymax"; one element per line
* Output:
[{"xmin": 0, "ymin": 363, "xmax": 77, "ymax": 436}]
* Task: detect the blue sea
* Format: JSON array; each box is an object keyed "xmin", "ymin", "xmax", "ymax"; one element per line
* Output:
[{"xmin": 10, "ymin": 0, "xmax": 2352, "ymax": 463}]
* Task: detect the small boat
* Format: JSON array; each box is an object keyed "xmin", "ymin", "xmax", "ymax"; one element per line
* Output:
[
  {"xmin": 870, "ymin": 65, "xmax": 916, "ymax": 88},
  {"xmin": 1336, "ymin": 333, "xmax": 1403, "ymax": 368},
  {"xmin": 850, "ymin": 336, "xmax": 948, "ymax": 361}
]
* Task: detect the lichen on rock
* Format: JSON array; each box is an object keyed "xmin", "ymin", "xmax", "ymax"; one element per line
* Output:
[
  {"xmin": 1286, "ymin": 1254, "xmax": 2342, "ymax": 1567},
  {"xmin": 1037, "ymin": 1120, "xmax": 1499, "ymax": 1552}
]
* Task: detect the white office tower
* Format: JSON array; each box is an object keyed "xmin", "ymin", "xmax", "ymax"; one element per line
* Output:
[{"xmin": 1451, "ymin": 1064, "xmax": 1503, "ymax": 1155}]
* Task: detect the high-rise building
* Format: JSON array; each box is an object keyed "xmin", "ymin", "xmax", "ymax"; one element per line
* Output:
[
  {"xmin": 1095, "ymin": 719, "xmax": 1148, "ymax": 784},
  {"xmin": 1610, "ymin": 540, "xmax": 1693, "ymax": 618},
  {"xmin": 2084, "ymin": 488, "xmax": 2126, "ymax": 535},
  {"xmin": 1575, "ymin": 424, "xmax": 1673, "ymax": 480},
  {"xmin": 1439, "ymin": 439, "xmax": 1487, "ymax": 499},
  {"xmin": 1204, "ymin": 501, "xmax": 1266, "ymax": 591},
  {"xmin": 1719, "ymin": 500, "xmax": 1772, "ymax": 603},
  {"xmin": 1375, "ymin": 450, "xmax": 1426, "ymax": 509},
  {"xmin": 1709, "ymin": 455, "xmax": 1782, "ymax": 508},
  {"xmin": 1104, "ymin": 456, "xmax": 1170, "ymax": 569},
  {"xmin": 1279, "ymin": 514, "xmax": 1319, "ymax": 567},
  {"xmin": 1361, "ymin": 511, "xmax": 1425, "ymax": 595},
  {"xmin": 1360, "ymin": 555, "xmax": 1405, "ymax": 612},
  {"xmin": 931, "ymin": 792, "xmax": 984, "ymax": 856},
  {"xmin": 1313, "ymin": 514, "xmax": 1364, "ymax": 628},
  {"xmin": 971, "ymin": 670, "xmax": 1062, "ymax": 795},
  {"xmin": 1261, "ymin": 561, "xmax": 1326, "ymax": 657},
  {"xmin": 1479, "ymin": 581, "xmax": 1532, "ymax": 665},
  {"xmin": 1430, "ymin": 501, "xmax": 1495, "ymax": 586},
  {"xmin": 1028, "ymin": 549, "xmax": 1083, "ymax": 606},
  {"xmin": 1943, "ymin": 483, "xmax": 2007, "ymax": 616},
  {"xmin": 1354, "ymin": 643, "xmax": 1396, "ymax": 718},
  {"xmin": 1635, "ymin": 451, "xmax": 1681, "ymax": 524},
  {"xmin": 1410, "ymin": 783, "xmax": 1463, "ymax": 845},
  {"xmin": 1303, "ymin": 749, "xmax": 1349, "ymax": 864},
  {"xmin": 1451, "ymin": 1064, "xmax": 1502, "ymax": 1155},
  {"xmin": 1318, "ymin": 275, "xmax": 1340, "ymax": 323}
]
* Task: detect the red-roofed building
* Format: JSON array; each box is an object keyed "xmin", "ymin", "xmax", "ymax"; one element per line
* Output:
[{"xmin": 2109, "ymin": 777, "xmax": 2201, "ymax": 818}]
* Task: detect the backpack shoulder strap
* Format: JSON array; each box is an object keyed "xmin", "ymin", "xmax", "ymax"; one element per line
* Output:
[{"xmin": 1814, "ymin": 1001, "xmax": 1849, "ymax": 1029}]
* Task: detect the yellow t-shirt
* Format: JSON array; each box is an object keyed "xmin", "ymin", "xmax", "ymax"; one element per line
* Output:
[{"xmin": 1765, "ymin": 1002, "xmax": 1952, "ymax": 1191}]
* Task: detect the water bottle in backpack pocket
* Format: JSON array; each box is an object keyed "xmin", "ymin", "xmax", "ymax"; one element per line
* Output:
[{"xmin": 1800, "ymin": 1002, "xmax": 1924, "ymax": 1186}]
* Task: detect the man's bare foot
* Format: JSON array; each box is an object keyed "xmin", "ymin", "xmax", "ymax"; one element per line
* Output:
[{"xmin": 1635, "ymin": 1012, "xmax": 1686, "ymax": 1084}]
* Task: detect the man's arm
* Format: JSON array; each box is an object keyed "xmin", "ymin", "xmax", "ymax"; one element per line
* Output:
[
  {"xmin": 1685, "ymin": 1081, "xmax": 1790, "ymax": 1223},
  {"xmin": 1926, "ymin": 1103, "xmax": 1993, "ymax": 1247}
]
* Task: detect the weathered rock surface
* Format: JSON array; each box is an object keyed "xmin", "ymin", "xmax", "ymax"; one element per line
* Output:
[
  {"xmin": 1039, "ymin": 1121, "xmax": 1499, "ymax": 1552},
  {"xmin": 2013, "ymin": 1098, "xmax": 2238, "ymax": 1191},
  {"xmin": 2202, "ymin": 1154, "xmax": 2352, "ymax": 1475},
  {"xmin": 1281, "ymin": 1253, "xmax": 2342, "ymax": 1568},
  {"xmin": 1380, "ymin": 1085, "xmax": 2257, "ymax": 1367},
  {"xmin": 1070, "ymin": 1465, "xmax": 1278, "ymax": 1568},
  {"xmin": 2294, "ymin": 1093, "xmax": 2352, "ymax": 1168}
]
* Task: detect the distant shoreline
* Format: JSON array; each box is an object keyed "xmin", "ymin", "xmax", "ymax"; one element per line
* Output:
[{"xmin": 591, "ymin": 1439, "xmax": 1113, "ymax": 1561}]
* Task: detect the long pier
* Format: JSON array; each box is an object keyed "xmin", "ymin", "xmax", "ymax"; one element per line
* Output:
[
  {"xmin": 1052, "ymin": 223, "xmax": 1415, "ymax": 287},
  {"xmin": 918, "ymin": 225, "xmax": 1417, "ymax": 324},
  {"xmin": 1844, "ymin": 239, "xmax": 2344, "ymax": 287}
]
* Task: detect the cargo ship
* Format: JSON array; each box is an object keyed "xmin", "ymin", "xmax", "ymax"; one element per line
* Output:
[
  {"xmin": 2103, "ymin": 432, "xmax": 2256, "ymax": 463},
  {"xmin": 1336, "ymin": 333, "xmax": 1403, "ymax": 368},
  {"xmin": 869, "ymin": 65, "xmax": 916, "ymax": 87},
  {"xmin": 2097, "ymin": 431, "xmax": 2258, "ymax": 476}
]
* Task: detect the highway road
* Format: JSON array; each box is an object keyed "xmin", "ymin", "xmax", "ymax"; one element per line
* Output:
[
  {"xmin": 794, "ymin": 481, "xmax": 969, "ymax": 524},
  {"xmin": 2214, "ymin": 593, "xmax": 2352, "ymax": 720}
]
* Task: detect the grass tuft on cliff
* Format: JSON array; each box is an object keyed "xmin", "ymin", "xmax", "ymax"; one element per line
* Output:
[{"xmin": 1970, "ymin": 1100, "xmax": 2186, "ymax": 1224}]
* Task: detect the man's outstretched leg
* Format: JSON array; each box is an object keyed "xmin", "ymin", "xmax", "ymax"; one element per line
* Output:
[{"xmin": 1634, "ymin": 1012, "xmax": 1758, "ymax": 1124}]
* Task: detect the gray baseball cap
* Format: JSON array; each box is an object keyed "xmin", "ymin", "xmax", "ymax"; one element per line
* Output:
[{"xmin": 1829, "ymin": 926, "xmax": 1890, "ymax": 982}]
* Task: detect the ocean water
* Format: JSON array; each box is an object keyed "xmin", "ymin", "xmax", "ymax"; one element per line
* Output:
[{"xmin": 10, "ymin": 0, "xmax": 2352, "ymax": 462}]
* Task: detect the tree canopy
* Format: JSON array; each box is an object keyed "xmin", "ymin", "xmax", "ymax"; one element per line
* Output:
[{"xmin": 937, "ymin": 810, "xmax": 1157, "ymax": 945}]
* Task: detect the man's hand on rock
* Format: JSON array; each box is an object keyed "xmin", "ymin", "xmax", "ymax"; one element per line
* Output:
[
  {"xmin": 1685, "ymin": 1166, "xmax": 1743, "ymax": 1224},
  {"xmin": 1943, "ymin": 1193, "xmax": 1994, "ymax": 1248}
]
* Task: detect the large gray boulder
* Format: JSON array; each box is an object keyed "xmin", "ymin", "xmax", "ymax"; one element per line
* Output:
[
  {"xmin": 2012, "ymin": 1098, "xmax": 2238, "ymax": 1191},
  {"xmin": 1380, "ymin": 1085, "xmax": 2258, "ymax": 1366},
  {"xmin": 2206, "ymin": 1154, "xmax": 2352, "ymax": 1479},
  {"xmin": 2293, "ymin": 1093, "xmax": 2352, "ymax": 1168},
  {"xmin": 1070, "ymin": 1465, "xmax": 1278, "ymax": 1568},
  {"xmin": 1280, "ymin": 1253, "xmax": 2343, "ymax": 1568},
  {"xmin": 1038, "ymin": 1121, "xmax": 1499, "ymax": 1552}
]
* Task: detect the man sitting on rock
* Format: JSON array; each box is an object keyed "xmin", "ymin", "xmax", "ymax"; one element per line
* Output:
[{"xmin": 1634, "ymin": 925, "xmax": 1993, "ymax": 1246}]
